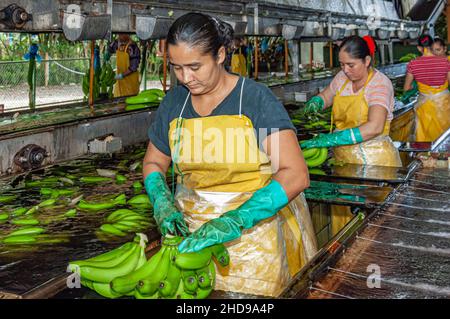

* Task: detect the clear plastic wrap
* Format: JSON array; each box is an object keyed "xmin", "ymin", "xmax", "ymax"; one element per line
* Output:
[{"xmin": 175, "ymin": 184, "xmax": 318, "ymax": 297}]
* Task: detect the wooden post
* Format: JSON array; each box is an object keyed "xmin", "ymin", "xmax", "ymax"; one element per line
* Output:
[
  {"xmin": 44, "ymin": 52, "xmax": 49, "ymax": 86},
  {"xmin": 329, "ymin": 42, "xmax": 334, "ymax": 68},
  {"xmin": 284, "ymin": 39, "xmax": 289, "ymax": 78},
  {"xmin": 254, "ymin": 37, "xmax": 259, "ymax": 80},
  {"xmin": 309, "ymin": 42, "xmax": 313, "ymax": 68},
  {"xmin": 88, "ymin": 40, "xmax": 95, "ymax": 112},
  {"xmin": 161, "ymin": 39, "xmax": 167, "ymax": 92}
]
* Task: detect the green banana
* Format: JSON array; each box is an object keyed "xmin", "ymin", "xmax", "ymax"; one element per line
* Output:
[
  {"xmin": 3, "ymin": 235, "xmax": 37, "ymax": 244},
  {"xmin": 125, "ymin": 93, "xmax": 161, "ymax": 105},
  {"xmin": 302, "ymin": 147, "xmax": 320, "ymax": 159},
  {"xmin": 136, "ymin": 245, "xmax": 171, "ymax": 296},
  {"xmin": 181, "ymin": 270, "xmax": 198, "ymax": 294},
  {"xmin": 132, "ymin": 181, "xmax": 143, "ymax": 191},
  {"xmin": 8, "ymin": 227, "xmax": 45, "ymax": 236},
  {"xmin": 10, "ymin": 208, "xmax": 27, "ymax": 217},
  {"xmin": 127, "ymin": 194, "xmax": 151, "ymax": 208},
  {"xmin": 137, "ymin": 278, "xmax": 160, "ymax": 297},
  {"xmin": 64, "ymin": 209, "xmax": 77, "ymax": 218},
  {"xmin": 196, "ymin": 265, "xmax": 213, "ymax": 289},
  {"xmin": 92, "ymin": 282, "xmax": 123, "ymax": 299},
  {"xmin": 11, "ymin": 218, "xmax": 40, "ymax": 226},
  {"xmin": 116, "ymin": 174, "xmax": 127, "ymax": 184},
  {"xmin": 134, "ymin": 288, "xmax": 159, "ymax": 299},
  {"xmin": 308, "ymin": 168, "xmax": 326, "ymax": 175},
  {"xmin": 175, "ymin": 249, "xmax": 212, "ymax": 270},
  {"xmin": 0, "ymin": 195, "xmax": 17, "ymax": 203},
  {"xmin": 208, "ymin": 244, "xmax": 230, "ymax": 267},
  {"xmin": 306, "ymin": 147, "xmax": 328, "ymax": 168},
  {"xmin": 106, "ymin": 209, "xmax": 139, "ymax": 223},
  {"xmin": 125, "ymin": 104, "xmax": 150, "ymax": 111},
  {"xmin": 110, "ymin": 222, "xmax": 135, "ymax": 232},
  {"xmin": 119, "ymin": 214, "xmax": 149, "ymax": 222},
  {"xmin": 99, "ymin": 224, "xmax": 127, "ymax": 237},
  {"xmin": 77, "ymin": 194, "xmax": 126, "ymax": 211},
  {"xmin": 81, "ymin": 242, "xmax": 135, "ymax": 263},
  {"xmin": 69, "ymin": 242, "xmax": 136, "ymax": 269},
  {"xmin": 111, "ymin": 246, "xmax": 166, "ymax": 295},
  {"xmin": 139, "ymin": 88, "xmax": 165, "ymax": 98},
  {"xmin": 38, "ymin": 198, "xmax": 56, "ymax": 208},
  {"xmin": 158, "ymin": 246, "xmax": 181, "ymax": 298},
  {"xmin": 24, "ymin": 205, "xmax": 39, "ymax": 215},
  {"xmin": 0, "ymin": 213, "xmax": 9, "ymax": 221},
  {"xmin": 79, "ymin": 176, "xmax": 112, "ymax": 184},
  {"xmin": 115, "ymin": 220, "xmax": 151, "ymax": 228},
  {"xmin": 81, "ymin": 278, "xmax": 94, "ymax": 290},
  {"xmin": 74, "ymin": 244, "xmax": 142, "ymax": 283}
]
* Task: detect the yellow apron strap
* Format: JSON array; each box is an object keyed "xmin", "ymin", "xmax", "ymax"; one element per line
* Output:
[{"xmin": 330, "ymin": 70, "xmax": 374, "ymax": 133}]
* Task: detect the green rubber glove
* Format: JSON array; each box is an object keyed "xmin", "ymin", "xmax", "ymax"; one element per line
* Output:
[
  {"xmin": 144, "ymin": 172, "xmax": 190, "ymax": 237},
  {"xmin": 103, "ymin": 50, "xmax": 111, "ymax": 62},
  {"xmin": 401, "ymin": 81, "xmax": 418, "ymax": 104},
  {"xmin": 300, "ymin": 127, "xmax": 363, "ymax": 150},
  {"xmin": 178, "ymin": 180, "xmax": 289, "ymax": 253},
  {"xmin": 303, "ymin": 96, "xmax": 324, "ymax": 114}
]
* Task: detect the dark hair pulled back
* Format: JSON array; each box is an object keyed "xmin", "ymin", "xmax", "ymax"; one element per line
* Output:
[
  {"xmin": 167, "ymin": 12, "xmax": 234, "ymax": 60},
  {"xmin": 339, "ymin": 36, "xmax": 373, "ymax": 61},
  {"xmin": 417, "ymin": 34, "xmax": 434, "ymax": 47}
]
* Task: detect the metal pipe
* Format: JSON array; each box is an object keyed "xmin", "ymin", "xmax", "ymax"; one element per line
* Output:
[
  {"xmin": 284, "ymin": 39, "xmax": 289, "ymax": 78},
  {"xmin": 329, "ymin": 42, "xmax": 333, "ymax": 68},
  {"xmin": 254, "ymin": 37, "xmax": 259, "ymax": 80},
  {"xmin": 88, "ymin": 40, "xmax": 95, "ymax": 112},
  {"xmin": 162, "ymin": 39, "xmax": 167, "ymax": 92}
]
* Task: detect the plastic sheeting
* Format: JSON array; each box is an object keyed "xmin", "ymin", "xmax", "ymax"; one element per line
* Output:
[{"xmin": 175, "ymin": 184, "xmax": 318, "ymax": 297}]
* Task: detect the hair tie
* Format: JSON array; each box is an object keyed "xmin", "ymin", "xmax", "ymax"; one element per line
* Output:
[{"xmin": 362, "ymin": 35, "xmax": 376, "ymax": 57}]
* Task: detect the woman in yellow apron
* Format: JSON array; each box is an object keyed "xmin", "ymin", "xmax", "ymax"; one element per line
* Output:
[
  {"xmin": 142, "ymin": 13, "xmax": 317, "ymax": 297},
  {"xmin": 302, "ymin": 36, "xmax": 402, "ymax": 236},
  {"xmin": 105, "ymin": 34, "xmax": 141, "ymax": 97},
  {"xmin": 404, "ymin": 34, "xmax": 450, "ymax": 142}
]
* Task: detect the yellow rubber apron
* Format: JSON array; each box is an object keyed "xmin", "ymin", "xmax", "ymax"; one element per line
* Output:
[
  {"xmin": 231, "ymin": 48, "xmax": 247, "ymax": 77},
  {"xmin": 414, "ymin": 81, "xmax": 450, "ymax": 142},
  {"xmin": 169, "ymin": 79, "xmax": 317, "ymax": 297},
  {"xmin": 330, "ymin": 70, "xmax": 402, "ymax": 236},
  {"xmin": 113, "ymin": 41, "xmax": 140, "ymax": 97}
]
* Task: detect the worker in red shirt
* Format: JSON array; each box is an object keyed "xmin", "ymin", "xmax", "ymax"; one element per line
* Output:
[{"xmin": 404, "ymin": 34, "xmax": 450, "ymax": 142}]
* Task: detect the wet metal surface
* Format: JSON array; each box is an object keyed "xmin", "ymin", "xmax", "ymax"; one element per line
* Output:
[
  {"xmin": 0, "ymin": 145, "xmax": 160, "ymax": 296},
  {"xmin": 306, "ymin": 167, "xmax": 450, "ymax": 299}
]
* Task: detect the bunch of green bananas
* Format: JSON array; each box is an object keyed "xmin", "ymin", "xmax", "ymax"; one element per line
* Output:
[
  {"xmin": 124, "ymin": 89, "xmax": 165, "ymax": 111},
  {"xmin": 82, "ymin": 62, "xmax": 115, "ymax": 101},
  {"xmin": 68, "ymin": 234, "xmax": 148, "ymax": 298},
  {"xmin": 77, "ymin": 194, "xmax": 126, "ymax": 212},
  {"xmin": 399, "ymin": 53, "xmax": 417, "ymax": 63},
  {"xmin": 98, "ymin": 209, "xmax": 154, "ymax": 237},
  {"xmin": 110, "ymin": 236, "xmax": 229, "ymax": 299},
  {"xmin": 301, "ymin": 147, "xmax": 328, "ymax": 168},
  {"xmin": 99, "ymin": 62, "xmax": 116, "ymax": 99}
]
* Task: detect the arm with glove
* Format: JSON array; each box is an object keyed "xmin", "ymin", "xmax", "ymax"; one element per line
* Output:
[
  {"xmin": 143, "ymin": 142, "xmax": 190, "ymax": 237},
  {"xmin": 303, "ymin": 85, "xmax": 335, "ymax": 115},
  {"xmin": 179, "ymin": 130, "xmax": 310, "ymax": 253},
  {"xmin": 301, "ymin": 105, "xmax": 388, "ymax": 150}
]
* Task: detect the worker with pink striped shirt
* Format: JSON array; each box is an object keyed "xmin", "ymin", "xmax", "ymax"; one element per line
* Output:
[{"xmin": 404, "ymin": 34, "xmax": 450, "ymax": 142}]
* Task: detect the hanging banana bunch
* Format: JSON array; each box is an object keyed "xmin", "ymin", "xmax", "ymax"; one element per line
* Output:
[{"xmin": 82, "ymin": 63, "xmax": 115, "ymax": 101}]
